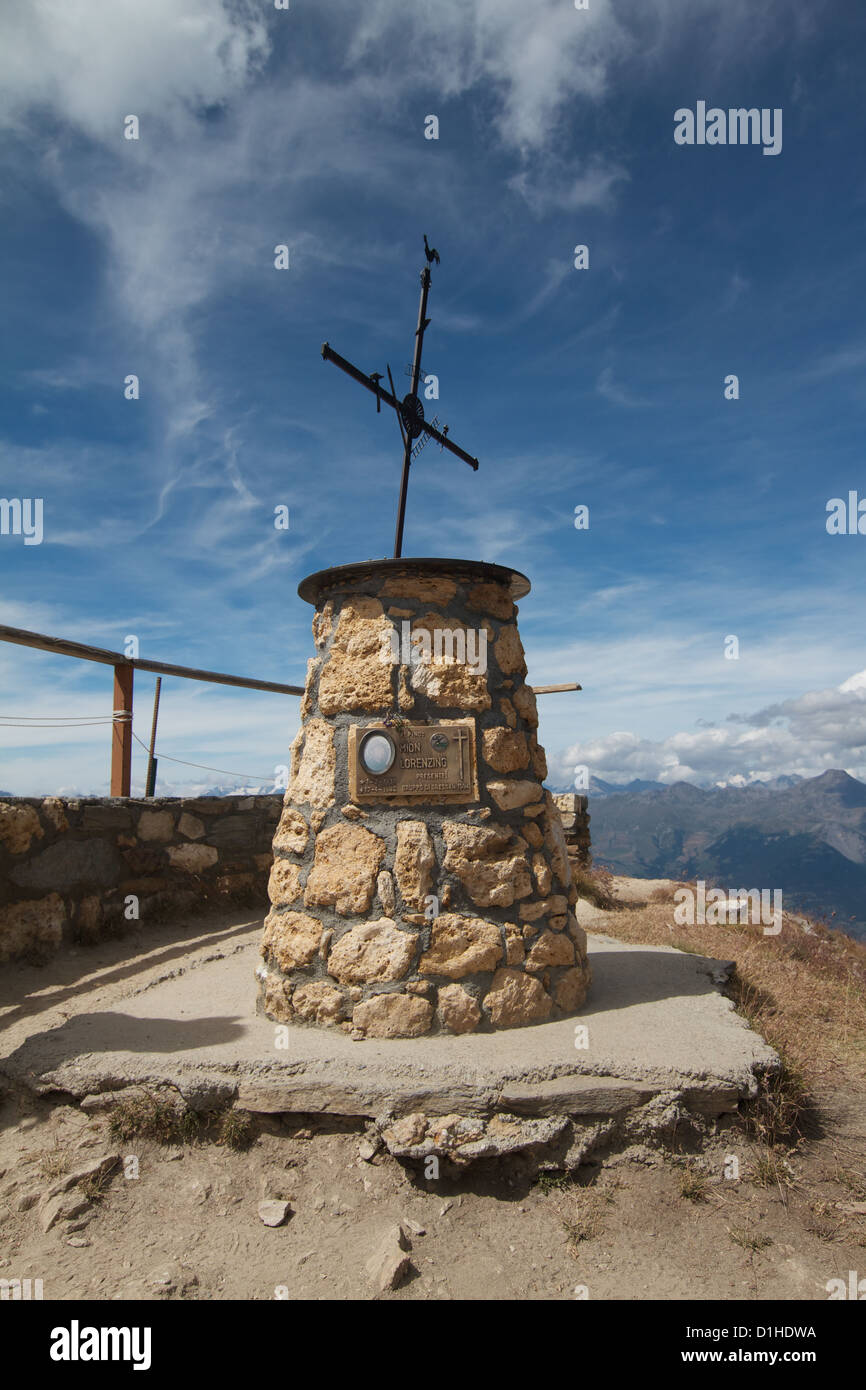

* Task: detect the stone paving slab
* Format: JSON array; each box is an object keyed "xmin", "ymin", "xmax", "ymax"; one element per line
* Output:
[{"xmin": 1, "ymin": 921, "xmax": 778, "ymax": 1129}]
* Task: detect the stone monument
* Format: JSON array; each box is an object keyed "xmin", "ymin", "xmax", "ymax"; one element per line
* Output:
[{"xmin": 256, "ymin": 556, "xmax": 591, "ymax": 1037}]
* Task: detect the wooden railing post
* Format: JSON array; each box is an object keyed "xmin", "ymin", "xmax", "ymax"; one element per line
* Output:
[{"xmin": 111, "ymin": 664, "xmax": 134, "ymax": 796}]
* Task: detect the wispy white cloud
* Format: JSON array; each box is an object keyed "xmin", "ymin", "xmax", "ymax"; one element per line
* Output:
[
  {"xmin": 346, "ymin": 0, "xmax": 632, "ymax": 156},
  {"xmin": 802, "ymin": 342, "xmax": 866, "ymax": 380},
  {"xmin": 596, "ymin": 365, "xmax": 651, "ymax": 408},
  {"xmin": 509, "ymin": 159, "xmax": 630, "ymax": 216}
]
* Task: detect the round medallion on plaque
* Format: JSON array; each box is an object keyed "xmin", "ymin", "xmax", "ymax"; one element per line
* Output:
[{"xmin": 359, "ymin": 731, "xmax": 396, "ymax": 776}]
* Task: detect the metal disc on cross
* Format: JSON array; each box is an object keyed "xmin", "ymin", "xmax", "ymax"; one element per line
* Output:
[{"xmin": 400, "ymin": 392, "xmax": 424, "ymax": 440}]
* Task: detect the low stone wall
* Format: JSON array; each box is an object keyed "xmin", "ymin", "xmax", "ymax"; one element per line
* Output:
[
  {"xmin": 0, "ymin": 796, "xmax": 282, "ymax": 964},
  {"xmin": 551, "ymin": 794, "xmax": 591, "ymax": 868}
]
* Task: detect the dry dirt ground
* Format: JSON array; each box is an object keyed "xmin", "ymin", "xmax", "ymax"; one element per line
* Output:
[{"xmin": 1, "ymin": 882, "xmax": 864, "ymax": 1302}]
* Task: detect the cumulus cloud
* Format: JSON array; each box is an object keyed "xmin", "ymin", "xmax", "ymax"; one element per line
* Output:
[
  {"xmin": 0, "ymin": 0, "xmax": 269, "ymax": 141},
  {"xmin": 555, "ymin": 670, "xmax": 866, "ymax": 787}
]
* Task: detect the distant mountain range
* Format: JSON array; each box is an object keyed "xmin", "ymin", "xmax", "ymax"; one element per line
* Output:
[
  {"xmin": 586, "ymin": 773, "xmax": 805, "ymax": 797},
  {"xmin": 572, "ymin": 769, "xmax": 866, "ymax": 940}
]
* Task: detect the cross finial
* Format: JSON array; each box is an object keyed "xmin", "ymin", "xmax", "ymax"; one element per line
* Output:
[{"xmin": 321, "ymin": 236, "xmax": 479, "ymax": 557}]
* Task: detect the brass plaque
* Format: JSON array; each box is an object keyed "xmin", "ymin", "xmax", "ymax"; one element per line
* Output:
[{"xmin": 348, "ymin": 720, "xmax": 477, "ymax": 804}]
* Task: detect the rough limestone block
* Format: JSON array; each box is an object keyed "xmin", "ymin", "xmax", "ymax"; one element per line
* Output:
[
  {"xmin": 288, "ymin": 718, "xmax": 336, "ymax": 810},
  {"xmin": 481, "ymin": 726, "xmax": 529, "ymax": 773},
  {"xmin": 303, "ymin": 822, "xmax": 386, "ymax": 915},
  {"xmin": 261, "ymin": 910, "xmax": 323, "ymax": 972},
  {"xmin": 316, "ymin": 597, "xmax": 394, "ymax": 715},
  {"xmin": 166, "ymin": 843, "xmax": 218, "ymax": 873},
  {"xmin": 529, "ymin": 740, "xmax": 548, "ymax": 780},
  {"xmin": 267, "ymin": 857, "xmax": 303, "ymax": 907},
  {"xmin": 504, "ymin": 925, "xmax": 524, "ymax": 964},
  {"xmin": 138, "ymin": 810, "xmax": 175, "ymax": 843},
  {"xmin": 518, "ymin": 894, "xmax": 567, "ymax": 922},
  {"xmin": 0, "ymin": 802, "xmax": 44, "ymax": 854},
  {"xmin": 352, "ymin": 993, "xmax": 433, "ymax": 1038},
  {"xmin": 394, "ymin": 820, "xmax": 435, "ymax": 910},
  {"xmin": 441, "ymin": 822, "xmax": 532, "ymax": 908},
  {"xmin": 511, "ymin": 684, "xmax": 538, "ymax": 728},
  {"xmin": 554, "ymin": 967, "xmax": 590, "ymax": 1012},
  {"xmin": 377, "ymin": 870, "xmax": 396, "ymax": 916},
  {"xmin": 542, "ymin": 791, "xmax": 570, "ymax": 886},
  {"xmin": 493, "ymin": 625, "xmax": 527, "ymax": 676},
  {"xmin": 407, "ymin": 613, "xmax": 492, "ymax": 711},
  {"xmin": 524, "ymin": 930, "xmax": 575, "ymax": 971},
  {"xmin": 291, "ymin": 982, "xmax": 346, "ymax": 1024},
  {"xmin": 499, "ymin": 696, "xmax": 518, "ymax": 729},
  {"xmin": 259, "ymin": 972, "xmax": 293, "ymax": 1022},
  {"xmin": 436, "ymin": 983, "xmax": 482, "ymax": 1034},
  {"xmin": 272, "ymin": 806, "xmax": 309, "ymax": 855},
  {"xmin": 487, "ymin": 779, "xmax": 544, "ymax": 812},
  {"xmin": 327, "ymin": 919, "xmax": 417, "ymax": 984},
  {"xmin": 419, "ymin": 914, "xmax": 502, "ymax": 979},
  {"xmin": 178, "ymin": 812, "xmax": 205, "ymax": 840},
  {"xmin": 0, "ymin": 892, "xmax": 65, "ymax": 962},
  {"xmin": 483, "ymin": 967, "xmax": 552, "ymax": 1028},
  {"xmin": 531, "ymin": 853, "xmax": 552, "ymax": 895},
  {"xmin": 467, "ymin": 581, "xmax": 514, "ymax": 622}
]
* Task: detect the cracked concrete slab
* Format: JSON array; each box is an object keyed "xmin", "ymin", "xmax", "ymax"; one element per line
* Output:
[{"xmin": 0, "ymin": 918, "xmax": 778, "ymax": 1142}]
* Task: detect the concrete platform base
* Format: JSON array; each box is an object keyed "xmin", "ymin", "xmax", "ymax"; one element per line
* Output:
[{"xmin": 1, "ymin": 916, "xmax": 778, "ymax": 1167}]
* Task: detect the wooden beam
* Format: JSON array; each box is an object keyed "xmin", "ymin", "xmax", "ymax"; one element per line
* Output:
[
  {"xmin": 0, "ymin": 624, "xmax": 304, "ymax": 696},
  {"xmin": 130, "ymin": 656, "xmax": 304, "ymax": 696},
  {"xmin": 110, "ymin": 664, "xmax": 134, "ymax": 797},
  {"xmin": 531, "ymin": 682, "xmax": 582, "ymax": 694},
  {"xmin": 0, "ymin": 623, "xmax": 579, "ymax": 707}
]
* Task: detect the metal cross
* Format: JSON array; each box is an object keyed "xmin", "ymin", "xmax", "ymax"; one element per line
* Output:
[{"xmin": 321, "ymin": 236, "xmax": 479, "ymax": 558}]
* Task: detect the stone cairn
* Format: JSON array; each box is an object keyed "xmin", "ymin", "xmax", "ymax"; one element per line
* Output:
[{"xmin": 257, "ymin": 558, "xmax": 591, "ymax": 1038}]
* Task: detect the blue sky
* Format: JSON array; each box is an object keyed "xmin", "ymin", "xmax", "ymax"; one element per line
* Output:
[{"xmin": 2, "ymin": 0, "xmax": 866, "ymax": 796}]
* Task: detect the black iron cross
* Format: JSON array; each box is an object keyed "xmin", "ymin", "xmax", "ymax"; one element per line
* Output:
[{"xmin": 321, "ymin": 236, "xmax": 479, "ymax": 558}]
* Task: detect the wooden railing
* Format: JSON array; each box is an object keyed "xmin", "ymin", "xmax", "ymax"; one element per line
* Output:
[{"xmin": 0, "ymin": 624, "xmax": 580, "ymax": 796}]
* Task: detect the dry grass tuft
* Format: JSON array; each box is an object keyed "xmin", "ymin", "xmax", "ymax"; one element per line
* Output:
[
  {"xmin": 215, "ymin": 1109, "xmax": 255, "ymax": 1151},
  {"xmin": 79, "ymin": 1166, "xmax": 115, "ymax": 1203},
  {"xmin": 571, "ymin": 861, "xmax": 617, "ymax": 909},
  {"xmin": 108, "ymin": 1091, "xmax": 201, "ymax": 1146},
  {"xmin": 751, "ymin": 1149, "xmax": 797, "ymax": 1191},
  {"xmin": 678, "ymin": 1163, "xmax": 710, "ymax": 1202},
  {"xmin": 107, "ymin": 1091, "xmax": 257, "ymax": 1151},
  {"xmin": 727, "ymin": 1224, "xmax": 773, "ymax": 1253},
  {"xmin": 558, "ymin": 1177, "xmax": 620, "ymax": 1250},
  {"xmin": 648, "ymin": 885, "xmax": 674, "ymax": 903},
  {"xmin": 38, "ymin": 1141, "xmax": 71, "ymax": 1182}
]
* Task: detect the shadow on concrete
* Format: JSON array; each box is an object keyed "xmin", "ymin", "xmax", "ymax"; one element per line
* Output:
[
  {"xmin": 0, "ymin": 916, "xmax": 262, "ymax": 1032},
  {"xmin": 584, "ymin": 947, "xmax": 730, "ymax": 1009},
  {"xmin": 3, "ymin": 1009, "xmax": 248, "ymax": 1070}
]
